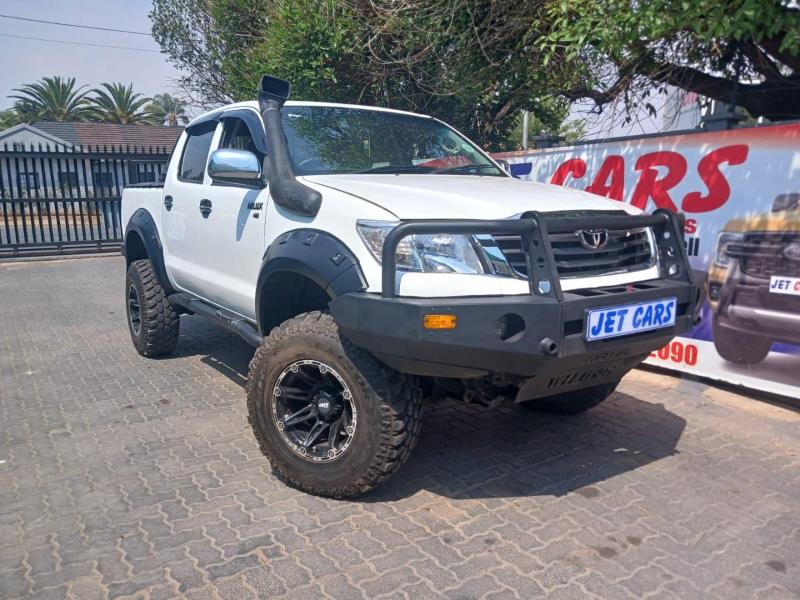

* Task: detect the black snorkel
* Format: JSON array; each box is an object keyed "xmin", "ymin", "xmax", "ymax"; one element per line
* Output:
[{"xmin": 258, "ymin": 75, "xmax": 322, "ymax": 217}]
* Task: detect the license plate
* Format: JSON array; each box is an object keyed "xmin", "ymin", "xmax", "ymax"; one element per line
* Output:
[
  {"xmin": 586, "ymin": 297, "xmax": 677, "ymax": 341},
  {"xmin": 769, "ymin": 275, "xmax": 800, "ymax": 296}
]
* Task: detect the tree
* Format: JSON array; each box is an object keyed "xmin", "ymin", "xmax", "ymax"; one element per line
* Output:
[
  {"xmin": 151, "ymin": 0, "xmax": 800, "ymax": 139},
  {"xmin": 535, "ymin": 0, "xmax": 800, "ymax": 121},
  {"xmin": 356, "ymin": 0, "xmax": 574, "ymax": 149},
  {"xmin": 508, "ymin": 111, "xmax": 588, "ymax": 150},
  {"xmin": 147, "ymin": 93, "xmax": 189, "ymax": 125},
  {"xmin": 9, "ymin": 76, "xmax": 94, "ymax": 122},
  {"xmin": 150, "ymin": 0, "xmax": 568, "ymax": 149},
  {"xmin": 0, "ymin": 110, "xmax": 21, "ymax": 129},
  {"xmin": 362, "ymin": 0, "xmax": 800, "ymax": 126},
  {"xmin": 150, "ymin": 0, "xmax": 273, "ymax": 108},
  {"xmin": 89, "ymin": 83, "xmax": 158, "ymax": 124}
]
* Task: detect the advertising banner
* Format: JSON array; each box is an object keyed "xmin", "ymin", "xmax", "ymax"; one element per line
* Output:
[{"xmin": 497, "ymin": 124, "xmax": 800, "ymax": 399}]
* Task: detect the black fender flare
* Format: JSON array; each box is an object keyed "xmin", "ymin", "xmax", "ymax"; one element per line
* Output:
[
  {"xmin": 255, "ymin": 229, "xmax": 367, "ymax": 335},
  {"xmin": 123, "ymin": 208, "xmax": 175, "ymax": 296}
]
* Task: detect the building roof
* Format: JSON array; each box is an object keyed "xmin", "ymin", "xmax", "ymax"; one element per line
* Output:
[{"xmin": 30, "ymin": 121, "xmax": 183, "ymax": 150}]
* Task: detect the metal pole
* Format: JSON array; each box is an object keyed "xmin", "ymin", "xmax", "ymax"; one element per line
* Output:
[{"xmin": 521, "ymin": 110, "xmax": 529, "ymax": 150}]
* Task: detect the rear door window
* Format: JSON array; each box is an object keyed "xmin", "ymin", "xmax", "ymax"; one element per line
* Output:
[{"xmin": 178, "ymin": 121, "xmax": 217, "ymax": 183}]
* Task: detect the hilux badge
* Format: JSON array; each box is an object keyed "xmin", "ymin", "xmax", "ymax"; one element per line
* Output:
[{"xmin": 578, "ymin": 229, "xmax": 609, "ymax": 250}]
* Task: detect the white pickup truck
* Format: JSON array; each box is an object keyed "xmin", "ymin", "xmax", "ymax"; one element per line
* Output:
[{"xmin": 121, "ymin": 75, "xmax": 698, "ymax": 498}]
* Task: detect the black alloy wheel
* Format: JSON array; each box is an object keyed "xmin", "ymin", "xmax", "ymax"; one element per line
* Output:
[{"xmin": 271, "ymin": 359, "xmax": 357, "ymax": 462}]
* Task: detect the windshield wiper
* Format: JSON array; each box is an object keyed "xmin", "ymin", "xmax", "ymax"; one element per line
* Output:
[
  {"xmin": 357, "ymin": 165, "xmax": 434, "ymax": 174},
  {"xmin": 431, "ymin": 164, "xmax": 500, "ymax": 175}
]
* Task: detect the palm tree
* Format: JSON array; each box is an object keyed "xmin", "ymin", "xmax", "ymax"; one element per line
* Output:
[
  {"xmin": 89, "ymin": 83, "xmax": 158, "ymax": 124},
  {"xmin": 146, "ymin": 94, "xmax": 189, "ymax": 126},
  {"xmin": 9, "ymin": 76, "xmax": 93, "ymax": 122}
]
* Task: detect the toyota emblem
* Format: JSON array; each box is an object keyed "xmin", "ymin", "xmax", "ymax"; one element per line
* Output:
[{"xmin": 577, "ymin": 229, "xmax": 610, "ymax": 250}]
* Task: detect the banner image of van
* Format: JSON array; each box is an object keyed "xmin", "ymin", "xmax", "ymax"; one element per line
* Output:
[{"xmin": 496, "ymin": 123, "xmax": 800, "ymax": 399}]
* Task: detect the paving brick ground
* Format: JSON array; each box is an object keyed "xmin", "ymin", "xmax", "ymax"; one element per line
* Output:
[{"xmin": 1, "ymin": 256, "xmax": 799, "ymax": 600}]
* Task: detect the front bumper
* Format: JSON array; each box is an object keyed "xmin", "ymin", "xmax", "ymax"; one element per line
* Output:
[
  {"xmin": 330, "ymin": 210, "xmax": 699, "ymax": 400},
  {"xmin": 714, "ymin": 269, "xmax": 800, "ymax": 343}
]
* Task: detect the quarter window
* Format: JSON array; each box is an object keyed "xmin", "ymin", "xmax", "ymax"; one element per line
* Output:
[
  {"xmin": 179, "ymin": 121, "xmax": 216, "ymax": 183},
  {"xmin": 220, "ymin": 118, "xmax": 261, "ymax": 157}
]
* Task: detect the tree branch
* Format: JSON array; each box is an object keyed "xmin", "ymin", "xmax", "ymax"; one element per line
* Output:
[
  {"xmin": 759, "ymin": 35, "xmax": 800, "ymax": 73},
  {"xmin": 741, "ymin": 41, "xmax": 785, "ymax": 81},
  {"xmin": 643, "ymin": 59, "xmax": 800, "ymax": 119}
]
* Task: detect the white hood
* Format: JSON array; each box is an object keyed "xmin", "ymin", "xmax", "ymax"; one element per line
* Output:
[{"xmin": 302, "ymin": 174, "xmax": 638, "ymax": 220}]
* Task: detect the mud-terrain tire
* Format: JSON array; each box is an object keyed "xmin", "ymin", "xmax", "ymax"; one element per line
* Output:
[
  {"xmin": 246, "ymin": 311, "xmax": 423, "ymax": 498},
  {"xmin": 712, "ymin": 318, "xmax": 771, "ymax": 365},
  {"xmin": 125, "ymin": 259, "xmax": 180, "ymax": 357},
  {"xmin": 520, "ymin": 380, "xmax": 619, "ymax": 415}
]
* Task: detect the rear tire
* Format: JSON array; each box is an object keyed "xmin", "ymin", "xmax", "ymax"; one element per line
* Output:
[
  {"xmin": 520, "ymin": 381, "xmax": 619, "ymax": 415},
  {"xmin": 125, "ymin": 259, "xmax": 180, "ymax": 357},
  {"xmin": 246, "ymin": 312, "xmax": 422, "ymax": 498},
  {"xmin": 712, "ymin": 318, "xmax": 771, "ymax": 365}
]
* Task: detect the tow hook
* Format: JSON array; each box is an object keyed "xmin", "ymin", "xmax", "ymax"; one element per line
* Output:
[{"xmin": 540, "ymin": 337, "xmax": 558, "ymax": 355}]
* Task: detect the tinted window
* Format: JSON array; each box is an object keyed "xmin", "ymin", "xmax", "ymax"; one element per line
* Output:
[
  {"xmin": 220, "ymin": 118, "xmax": 260, "ymax": 156},
  {"xmin": 179, "ymin": 122, "xmax": 216, "ymax": 182}
]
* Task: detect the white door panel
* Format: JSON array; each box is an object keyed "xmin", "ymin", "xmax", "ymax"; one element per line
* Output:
[
  {"xmin": 198, "ymin": 184, "xmax": 268, "ymax": 319},
  {"xmin": 163, "ymin": 122, "xmax": 221, "ymax": 295}
]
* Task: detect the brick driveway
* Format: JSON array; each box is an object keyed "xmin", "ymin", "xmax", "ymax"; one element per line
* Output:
[{"xmin": 1, "ymin": 256, "xmax": 799, "ymax": 600}]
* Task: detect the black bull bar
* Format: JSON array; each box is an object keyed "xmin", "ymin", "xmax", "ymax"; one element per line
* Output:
[
  {"xmin": 380, "ymin": 209, "xmax": 694, "ymax": 298},
  {"xmin": 330, "ymin": 208, "xmax": 698, "ymax": 394}
]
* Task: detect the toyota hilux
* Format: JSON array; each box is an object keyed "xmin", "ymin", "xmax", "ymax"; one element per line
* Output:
[{"xmin": 121, "ymin": 76, "xmax": 699, "ymax": 497}]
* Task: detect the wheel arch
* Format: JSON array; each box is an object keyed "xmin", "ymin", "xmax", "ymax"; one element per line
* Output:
[
  {"xmin": 256, "ymin": 229, "xmax": 366, "ymax": 336},
  {"xmin": 123, "ymin": 208, "xmax": 175, "ymax": 295}
]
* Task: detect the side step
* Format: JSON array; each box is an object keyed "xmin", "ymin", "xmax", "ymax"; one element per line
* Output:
[{"xmin": 168, "ymin": 293, "xmax": 263, "ymax": 347}]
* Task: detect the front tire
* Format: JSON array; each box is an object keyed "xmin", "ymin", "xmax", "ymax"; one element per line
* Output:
[
  {"xmin": 246, "ymin": 312, "xmax": 422, "ymax": 498},
  {"xmin": 520, "ymin": 380, "xmax": 619, "ymax": 415},
  {"xmin": 125, "ymin": 259, "xmax": 180, "ymax": 357},
  {"xmin": 712, "ymin": 318, "xmax": 771, "ymax": 365}
]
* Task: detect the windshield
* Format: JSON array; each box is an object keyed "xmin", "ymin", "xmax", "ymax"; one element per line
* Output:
[{"xmin": 282, "ymin": 106, "xmax": 504, "ymax": 177}]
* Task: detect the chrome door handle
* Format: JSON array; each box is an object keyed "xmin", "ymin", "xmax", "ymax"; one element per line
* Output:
[{"xmin": 199, "ymin": 199, "xmax": 212, "ymax": 218}]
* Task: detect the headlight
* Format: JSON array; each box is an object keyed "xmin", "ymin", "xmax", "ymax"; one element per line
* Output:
[
  {"xmin": 714, "ymin": 231, "xmax": 743, "ymax": 267},
  {"xmin": 356, "ymin": 220, "xmax": 486, "ymax": 273}
]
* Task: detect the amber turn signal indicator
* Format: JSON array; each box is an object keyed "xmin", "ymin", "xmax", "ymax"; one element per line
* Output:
[{"xmin": 423, "ymin": 314, "xmax": 457, "ymax": 330}]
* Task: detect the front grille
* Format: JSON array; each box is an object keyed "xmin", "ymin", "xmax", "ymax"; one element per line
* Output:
[
  {"xmin": 486, "ymin": 228, "xmax": 654, "ymax": 278},
  {"xmin": 731, "ymin": 232, "xmax": 800, "ymax": 278}
]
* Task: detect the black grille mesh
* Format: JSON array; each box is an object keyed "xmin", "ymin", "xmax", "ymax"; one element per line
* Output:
[
  {"xmin": 486, "ymin": 228, "xmax": 654, "ymax": 278},
  {"xmin": 736, "ymin": 232, "xmax": 800, "ymax": 278}
]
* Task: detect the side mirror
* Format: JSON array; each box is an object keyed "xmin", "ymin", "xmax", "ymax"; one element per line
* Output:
[
  {"xmin": 208, "ymin": 149, "xmax": 262, "ymax": 184},
  {"xmin": 496, "ymin": 159, "xmax": 512, "ymax": 175}
]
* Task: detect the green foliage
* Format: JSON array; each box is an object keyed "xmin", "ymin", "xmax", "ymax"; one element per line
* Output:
[
  {"xmin": 149, "ymin": 0, "xmax": 571, "ymax": 149},
  {"xmin": 149, "ymin": 0, "xmax": 800, "ymax": 143},
  {"xmin": 89, "ymin": 83, "xmax": 158, "ymax": 124},
  {"xmin": 246, "ymin": 0, "xmax": 373, "ymax": 103},
  {"xmin": 150, "ymin": 0, "xmax": 273, "ymax": 107},
  {"xmin": 4, "ymin": 77, "xmax": 182, "ymax": 128},
  {"xmin": 507, "ymin": 110, "xmax": 587, "ymax": 150},
  {"xmin": 0, "ymin": 110, "xmax": 21, "ymax": 129},
  {"xmin": 146, "ymin": 93, "xmax": 189, "ymax": 126},
  {"xmin": 537, "ymin": 0, "xmax": 800, "ymax": 120},
  {"xmin": 9, "ymin": 76, "xmax": 94, "ymax": 122}
]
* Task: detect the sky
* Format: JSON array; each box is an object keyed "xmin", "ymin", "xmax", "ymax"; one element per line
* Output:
[{"xmin": 0, "ymin": 0, "xmax": 182, "ymax": 111}]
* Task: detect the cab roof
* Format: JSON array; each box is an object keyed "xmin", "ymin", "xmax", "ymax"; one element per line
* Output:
[{"xmin": 187, "ymin": 100, "xmax": 432, "ymax": 129}]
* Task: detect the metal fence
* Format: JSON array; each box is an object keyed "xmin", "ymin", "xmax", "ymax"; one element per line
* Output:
[{"xmin": 0, "ymin": 142, "xmax": 172, "ymax": 257}]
